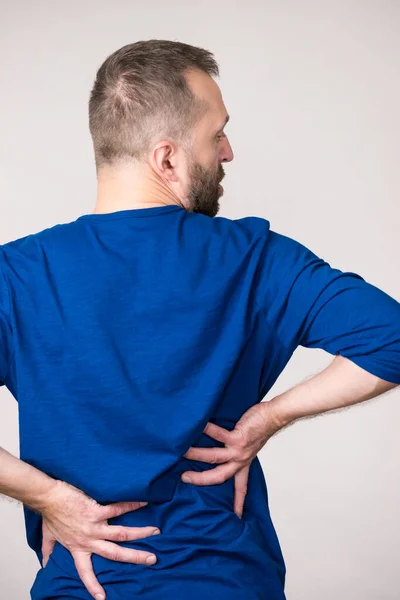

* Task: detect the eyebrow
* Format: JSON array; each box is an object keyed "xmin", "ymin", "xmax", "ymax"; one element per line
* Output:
[{"xmin": 217, "ymin": 114, "xmax": 230, "ymax": 133}]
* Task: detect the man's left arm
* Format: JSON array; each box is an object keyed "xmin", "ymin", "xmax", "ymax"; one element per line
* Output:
[
  {"xmin": 260, "ymin": 228, "xmax": 400, "ymax": 423},
  {"xmin": 265, "ymin": 352, "xmax": 398, "ymax": 430},
  {"xmin": 181, "ymin": 228, "xmax": 400, "ymax": 509},
  {"xmin": 260, "ymin": 229, "xmax": 400, "ymax": 386}
]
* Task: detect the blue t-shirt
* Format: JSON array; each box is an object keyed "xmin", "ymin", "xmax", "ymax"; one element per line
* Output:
[{"xmin": 0, "ymin": 204, "xmax": 399, "ymax": 600}]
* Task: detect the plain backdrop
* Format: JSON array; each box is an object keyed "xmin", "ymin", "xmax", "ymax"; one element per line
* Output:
[{"xmin": 0, "ymin": 1, "xmax": 399, "ymax": 598}]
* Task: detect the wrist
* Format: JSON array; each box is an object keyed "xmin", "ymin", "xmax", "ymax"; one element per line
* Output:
[
  {"xmin": 28, "ymin": 477, "xmax": 60, "ymax": 515},
  {"xmin": 263, "ymin": 392, "xmax": 298, "ymax": 430}
]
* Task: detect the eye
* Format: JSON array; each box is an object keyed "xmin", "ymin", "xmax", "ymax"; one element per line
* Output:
[{"xmin": 216, "ymin": 132, "xmax": 225, "ymax": 141}]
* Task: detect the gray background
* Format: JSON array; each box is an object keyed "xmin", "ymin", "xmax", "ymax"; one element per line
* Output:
[{"xmin": 1, "ymin": 1, "xmax": 399, "ymax": 598}]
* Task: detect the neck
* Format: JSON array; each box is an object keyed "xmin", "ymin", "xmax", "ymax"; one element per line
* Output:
[{"xmin": 92, "ymin": 163, "xmax": 182, "ymax": 214}]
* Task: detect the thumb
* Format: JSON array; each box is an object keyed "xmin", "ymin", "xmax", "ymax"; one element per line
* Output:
[
  {"xmin": 42, "ymin": 538, "xmax": 56, "ymax": 568},
  {"xmin": 234, "ymin": 464, "xmax": 250, "ymax": 519},
  {"xmin": 42, "ymin": 522, "xmax": 56, "ymax": 568}
]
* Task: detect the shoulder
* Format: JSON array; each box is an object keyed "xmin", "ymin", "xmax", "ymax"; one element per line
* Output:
[
  {"xmin": 192, "ymin": 213, "xmax": 321, "ymax": 273},
  {"xmin": 0, "ymin": 220, "xmax": 79, "ymax": 277},
  {"xmin": 194, "ymin": 214, "xmax": 272, "ymax": 252},
  {"xmin": 216, "ymin": 214, "xmax": 271, "ymax": 241},
  {"xmin": 260, "ymin": 226, "xmax": 324, "ymax": 275},
  {"xmin": 1, "ymin": 219, "xmax": 78, "ymax": 252},
  {"xmin": 212, "ymin": 215, "xmax": 316, "ymax": 261}
]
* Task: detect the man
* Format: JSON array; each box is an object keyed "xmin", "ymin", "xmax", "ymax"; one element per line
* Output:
[{"xmin": 0, "ymin": 39, "xmax": 398, "ymax": 600}]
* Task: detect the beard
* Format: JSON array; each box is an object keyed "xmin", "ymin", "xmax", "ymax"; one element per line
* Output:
[{"xmin": 186, "ymin": 161, "xmax": 225, "ymax": 218}]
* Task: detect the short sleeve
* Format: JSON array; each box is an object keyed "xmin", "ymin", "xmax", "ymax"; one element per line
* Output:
[
  {"xmin": 260, "ymin": 229, "xmax": 400, "ymax": 385},
  {"xmin": 0, "ymin": 254, "xmax": 13, "ymax": 387}
]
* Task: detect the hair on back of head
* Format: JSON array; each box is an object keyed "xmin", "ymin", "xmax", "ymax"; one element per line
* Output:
[{"xmin": 88, "ymin": 39, "xmax": 220, "ymax": 170}]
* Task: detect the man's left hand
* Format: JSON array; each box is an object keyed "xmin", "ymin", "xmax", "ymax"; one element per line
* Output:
[{"xmin": 181, "ymin": 402, "xmax": 281, "ymax": 519}]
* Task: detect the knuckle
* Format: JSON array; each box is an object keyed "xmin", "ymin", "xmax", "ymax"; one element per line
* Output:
[
  {"xmin": 107, "ymin": 549, "xmax": 121, "ymax": 562},
  {"xmin": 74, "ymin": 560, "xmax": 91, "ymax": 578},
  {"xmin": 232, "ymin": 447, "xmax": 244, "ymax": 460},
  {"xmin": 138, "ymin": 552, "xmax": 148, "ymax": 564},
  {"xmin": 114, "ymin": 528, "xmax": 129, "ymax": 543},
  {"xmin": 242, "ymin": 450, "xmax": 253, "ymax": 462},
  {"xmin": 120, "ymin": 549, "xmax": 141, "ymax": 564},
  {"xmin": 236, "ymin": 436, "xmax": 248, "ymax": 449},
  {"xmin": 233, "ymin": 445, "xmax": 251, "ymax": 461},
  {"xmin": 232, "ymin": 426, "xmax": 246, "ymax": 441},
  {"xmin": 74, "ymin": 535, "xmax": 88, "ymax": 549},
  {"xmin": 214, "ymin": 475, "xmax": 225, "ymax": 484},
  {"xmin": 76, "ymin": 524, "xmax": 91, "ymax": 541}
]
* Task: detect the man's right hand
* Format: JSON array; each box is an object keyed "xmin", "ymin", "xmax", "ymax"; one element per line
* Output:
[{"xmin": 40, "ymin": 480, "xmax": 161, "ymax": 600}]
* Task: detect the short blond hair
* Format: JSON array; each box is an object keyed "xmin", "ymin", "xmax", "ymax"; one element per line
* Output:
[{"xmin": 88, "ymin": 39, "xmax": 220, "ymax": 169}]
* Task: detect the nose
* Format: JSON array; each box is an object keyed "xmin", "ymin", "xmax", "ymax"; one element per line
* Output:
[{"xmin": 220, "ymin": 137, "xmax": 234, "ymax": 163}]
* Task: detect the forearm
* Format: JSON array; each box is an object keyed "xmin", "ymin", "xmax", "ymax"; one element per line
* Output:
[
  {"xmin": 0, "ymin": 446, "xmax": 57, "ymax": 513},
  {"xmin": 265, "ymin": 354, "xmax": 398, "ymax": 429}
]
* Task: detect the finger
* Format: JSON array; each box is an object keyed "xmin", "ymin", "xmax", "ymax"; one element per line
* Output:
[
  {"xmin": 73, "ymin": 551, "xmax": 106, "ymax": 600},
  {"xmin": 181, "ymin": 462, "xmax": 238, "ymax": 486},
  {"xmin": 203, "ymin": 422, "xmax": 232, "ymax": 444},
  {"xmin": 93, "ymin": 540, "xmax": 157, "ymax": 566},
  {"xmin": 100, "ymin": 525, "xmax": 161, "ymax": 543},
  {"xmin": 183, "ymin": 446, "xmax": 232, "ymax": 464},
  {"xmin": 233, "ymin": 465, "xmax": 250, "ymax": 519},
  {"xmin": 100, "ymin": 501, "xmax": 148, "ymax": 520}
]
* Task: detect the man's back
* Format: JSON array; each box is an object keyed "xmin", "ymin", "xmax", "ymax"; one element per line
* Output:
[
  {"xmin": 2, "ymin": 203, "xmax": 399, "ymax": 599},
  {"xmin": 0, "ymin": 204, "xmax": 288, "ymax": 599}
]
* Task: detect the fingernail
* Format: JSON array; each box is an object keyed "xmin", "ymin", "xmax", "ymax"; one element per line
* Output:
[
  {"xmin": 139, "ymin": 502, "xmax": 148, "ymax": 507},
  {"xmin": 95, "ymin": 594, "xmax": 105, "ymax": 600},
  {"xmin": 146, "ymin": 554, "xmax": 157, "ymax": 565},
  {"xmin": 181, "ymin": 475, "xmax": 192, "ymax": 483},
  {"xmin": 151, "ymin": 529, "xmax": 160, "ymax": 535}
]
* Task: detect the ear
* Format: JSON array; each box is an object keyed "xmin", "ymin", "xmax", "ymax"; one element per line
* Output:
[{"xmin": 150, "ymin": 141, "xmax": 180, "ymax": 184}]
